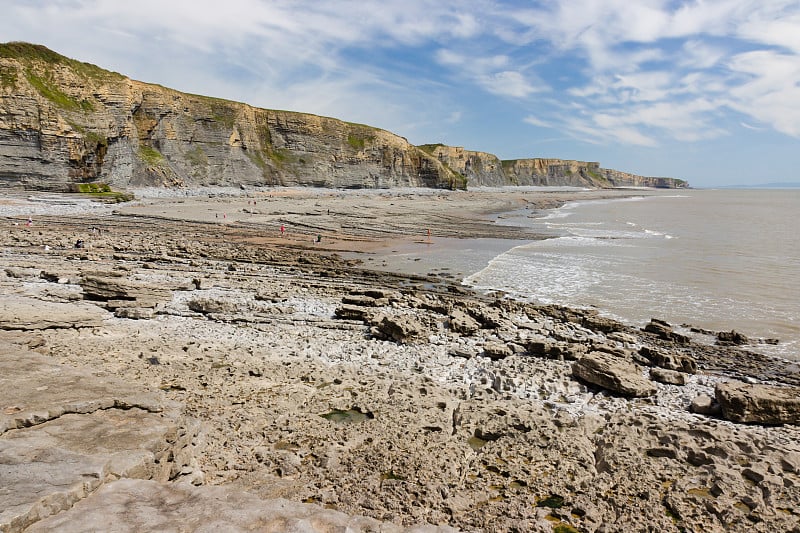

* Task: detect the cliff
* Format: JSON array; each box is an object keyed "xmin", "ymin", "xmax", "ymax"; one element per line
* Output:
[
  {"xmin": 0, "ymin": 43, "xmax": 464, "ymax": 191},
  {"xmin": 419, "ymin": 144, "xmax": 507, "ymax": 187},
  {"xmin": 417, "ymin": 146, "xmax": 687, "ymax": 189},
  {"xmin": 0, "ymin": 42, "xmax": 687, "ymax": 191},
  {"xmin": 501, "ymin": 158, "xmax": 688, "ymax": 189}
]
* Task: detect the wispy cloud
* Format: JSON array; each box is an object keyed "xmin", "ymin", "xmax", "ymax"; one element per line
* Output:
[
  {"xmin": 1, "ymin": 0, "xmax": 800, "ymax": 158},
  {"xmin": 501, "ymin": 0, "xmax": 800, "ymax": 145},
  {"xmin": 523, "ymin": 115, "xmax": 551, "ymax": 128}
]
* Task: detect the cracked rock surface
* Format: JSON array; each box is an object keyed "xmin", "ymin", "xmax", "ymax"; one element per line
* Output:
[{"xmin": 1, "ymin": 189, "xmax": 799, "ymax": 532}]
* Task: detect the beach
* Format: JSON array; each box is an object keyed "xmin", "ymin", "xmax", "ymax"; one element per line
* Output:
[{"xmin": 2, "ymin": 187, "xmax": 799, "ymax": 532}]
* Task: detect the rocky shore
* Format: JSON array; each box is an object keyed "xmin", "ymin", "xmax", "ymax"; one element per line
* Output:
[{"xmin": 1, "ymin": 188, "xmax": 799, "ymax": 532}]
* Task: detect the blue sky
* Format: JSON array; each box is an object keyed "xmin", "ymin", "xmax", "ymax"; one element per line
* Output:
[{"xmin": 3, "ymin": 0, "xmax": 800, "ymax": 187}]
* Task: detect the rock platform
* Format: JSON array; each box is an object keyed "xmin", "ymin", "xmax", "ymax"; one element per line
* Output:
[
  {"xmin": 0, "ymin": 340, "xmax": 452, "ymax": 533},
  {"xmin": 1, "ymin": 190, "xmax": 800, "ymax": 532}
]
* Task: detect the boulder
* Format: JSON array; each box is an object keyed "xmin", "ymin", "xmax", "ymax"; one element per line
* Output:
[
  {"xmin": 374, "ymin": 314, "xmax": 428, "ymax": 344},
  {"xmin": 526, "ymin": 339, "xmax": 581, "ymax": 361},
  {"xmin": 81, "ymin": 274, "xmax": 171, "ymax": 310},
  {"xmin": 466, "ymin": 304, "xmax": 510, "ymax": 329},
  {"xmin": 716, "ymin": 330, "xmax": 749, "ymax": 346},
  {"xmin": 715, "ymin": 381, "xmax": 800, "ymax": 425},
  {"xmin": 334, "ymin": 304, "xmax": 373, "ymax": 322},
  {"xmin": 482, "ymin": 341, "xmax": 513, "ymax": 360},
  {"xmin": 187, "ymin": 297, "xmax": 239, "ymax": 315},
  {"xmin": 639, "ymin": 346, "xmax": 697, "ymax": 374},
  {"xmin": 572, "ymin": 351, "xmax": 657, "ymax": 397},
  {"xmin": 689, "ymin": 394, "xmax": 721, "ymax": 416},
  {"xmin": 642, "ymin": 319, "xmax": 690, "ymax": 344},
  {"xmin": 449, "ymin": 308, "xmax": 481, "ymax": 335},
  {"xmin": 649, "ymin": 368, "xmax": 686, "ymax": 385},
  {"xmin": 341, "ymin": 294, "xmax": 388, "ymax": 307}
]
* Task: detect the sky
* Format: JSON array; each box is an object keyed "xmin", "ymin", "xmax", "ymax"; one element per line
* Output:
[{"xmin": 3, "ymin": 0, "xmax": 800, "ymax": 187}]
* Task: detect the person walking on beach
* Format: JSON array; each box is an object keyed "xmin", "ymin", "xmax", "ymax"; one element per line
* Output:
[{"xmin": 280, "ymin": 224, "xmax": 285, "ymax": 237}]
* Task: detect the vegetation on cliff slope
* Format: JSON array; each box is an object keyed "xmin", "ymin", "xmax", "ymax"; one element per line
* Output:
[{"xmin": 0, "ymin": 41, "xmax": 685, "ymax": 191}]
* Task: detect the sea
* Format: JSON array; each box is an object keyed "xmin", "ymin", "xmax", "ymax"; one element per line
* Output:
[{"xmin": 463, "ymin": 189, "xmax": 800, "ymax": 361}]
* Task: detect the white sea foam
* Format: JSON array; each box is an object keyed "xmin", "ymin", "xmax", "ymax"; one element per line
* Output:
[{"xmin": 465, "ymin": 189, "xmax": 800, "ymax": 361}]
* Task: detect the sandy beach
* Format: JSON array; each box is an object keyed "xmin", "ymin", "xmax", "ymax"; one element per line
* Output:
[{"xmin": 2, "ymin": 187, "xmax": 799, "ymax": 532}]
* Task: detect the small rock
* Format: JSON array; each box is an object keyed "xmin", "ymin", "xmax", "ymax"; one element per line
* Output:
[
  {"xmin": 482, "ymin": 341, "xmax": 513, "ymax": 360},
  {"xmin": 716, "ymin": 330, "xmax": 749, "ymax": 346},
  {"xmin": 690, "ymin": 394, "xmax": 721, "ymax": 416},
  {"xmin": 649, "ymin": 367, "xmax": 686, "ymax": 385},
  {"xmin": 643, "ymin": 319, "xmax": 690, "ymax": 344},
  {"xmin": 572, "ymin": 351, "xmax": 656, "ymax": 397},
  {"xmin": 449, "ymin": 308, "xmax": 481, "ymax": 335}
]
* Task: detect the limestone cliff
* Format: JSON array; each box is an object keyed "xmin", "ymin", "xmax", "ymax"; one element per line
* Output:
[
  {"xmin": 418, "ymin": 144, "xmax": 507, "ymax": 187},
  {"xmin": 502, "ymin": 158, "xmax": 688, "ymax": 189},
  {"xmin": 0, "ymin": 43, "xmax": 463, "ymax": 191},
  {"xmin": 413, "ymin": 149, "xmax": 687, "ymax": 189},
  {"xmin": 0, "ymin": 42, "xmax": 687, "ymax": 192}
]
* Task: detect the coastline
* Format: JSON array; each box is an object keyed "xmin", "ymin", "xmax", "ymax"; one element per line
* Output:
[{"xmin": 2, "ymin": 187, "xmax": 799, "ymax": 532}]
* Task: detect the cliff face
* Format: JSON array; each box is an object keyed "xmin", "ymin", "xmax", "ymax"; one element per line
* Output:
[
  {"xmin": 0, "ymin": 43, "xmax": 687, "ymax": 191},
  {"xmin": 0, "ymin": 43, "xmax": 462, "ymax": 191},
  {"xmin": 419, "ymin": 144, "xmax": 506, "ymax": 187},
  {"xmin": 502, "ymin": 158, "xmax": 688, "ymax": 189}
]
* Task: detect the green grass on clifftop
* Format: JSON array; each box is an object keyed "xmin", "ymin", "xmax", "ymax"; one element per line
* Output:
[
  {"xmin": 25, "ymin": 69, "xmax": 94, "ymax": 111},
  {"xmin": 0, "ymin": 41, "xmax": 123, "ymax": 81},
  {"xmin": 418, "ymin": 143, "xmax": 445, "ymax": 155}
]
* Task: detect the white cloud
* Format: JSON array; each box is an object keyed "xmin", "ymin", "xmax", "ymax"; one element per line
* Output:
[
  {"xmin": 479, "ymin": 70, "xmax": 540, "ymax": 98},
  {"xmin": 524, "ymin": 115, "xmax": 551, "ymax": 128},
  {"xmin": 447, "ymin": 110, "xmax": 463, "ymax": 124},
  {"xmin": 4, "ymin": 0, "xmax": 800, "ymax": 150},
  {"xmin": 726, "ymin": 50, "xmax": 800, "ymax": 136},
  {"xmin": 679, "ymin": 40, "xmax": 726, "ymax": 69},
  {"xmin": 435, "ymin": 48, "xmax": 542, "ymax": 99}
]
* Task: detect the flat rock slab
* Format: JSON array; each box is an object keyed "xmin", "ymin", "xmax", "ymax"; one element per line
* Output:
[
  {"xmin": 1, "ymin": 409, "xmax": 180, "ymax": 533},
  {"xmin": 26, "ymin": 478, "xmax": 459, "ymax": 533},
  {"xmin": 572, "ymin": 351, "xmax": 657, "ymax": 397},
  {"xmin": 80, "ymin": 274, "xmax": 174, "ymax": 309},
  {"xmin": 0, "ymin": 341, "xmax": 184, "ymax": 532},
  {"xmin": 0, "ymin": 294, "xmax": 108, "ymax": 330},
  {"xmin": 0, "ymin": 340, "xmax": 166, "ymax": 433},
  {"xmin": 716, "ymin": 381, "xmax": 800, "ymax": 425}
]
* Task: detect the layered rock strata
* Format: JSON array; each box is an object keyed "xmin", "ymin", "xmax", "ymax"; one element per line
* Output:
[
  {"xmin": 0, "ymin": 42, "xmax": 687, "ymax": 192},
  {"xmin": 0, "ymin": 43, "xmax": 463, "ymax": 192}
]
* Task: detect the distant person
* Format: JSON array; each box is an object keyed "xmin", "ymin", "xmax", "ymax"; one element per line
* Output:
[{"xmin": 280, "ymin": 224, "xmax": 285, "ymax": 237}]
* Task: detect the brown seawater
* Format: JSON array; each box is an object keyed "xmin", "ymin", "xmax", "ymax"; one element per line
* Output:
[{"xmin": 465, "ymin": 189, "xmax": 800, "ymax": 361}]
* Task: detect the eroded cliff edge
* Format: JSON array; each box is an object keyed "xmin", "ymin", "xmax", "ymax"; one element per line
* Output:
[{"xmin": 0, "ymin": 42, "xmax": 688, "ymax": 191}]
